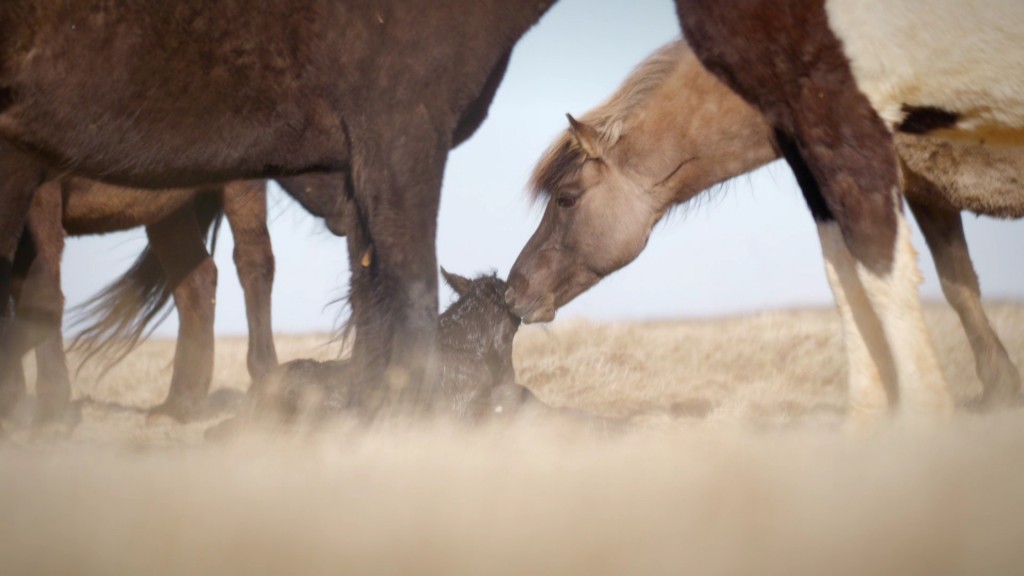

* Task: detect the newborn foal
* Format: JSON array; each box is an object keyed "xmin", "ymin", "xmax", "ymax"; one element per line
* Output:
[{"xmin": 246, "ymin": 270, "xmax": 532, "ymax": 424}]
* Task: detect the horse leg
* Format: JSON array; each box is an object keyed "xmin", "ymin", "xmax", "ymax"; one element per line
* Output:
[
  {"xmin": 0, "ymin": 142, "xmax": 45, "ymax": 417},
  {"xmin": 782, "ymin": 126, "xmax": 952, "ymax": 422},
  {"xmin": 346, "ymin": 121, "xmax": 448, "ymax": 416},
  {"xmin": 222, "ymin": 180, "xmax": 278, "ymax": 381},
  {"xmin": 676, "ymin": 0, "xmax": 952, "ymax": 422},
  {"xmin": 777, "ymin": 134, "xmax": 897, "ymax": 424},
  {"xmin": 907, "ymin": 194, "xmax": 1021, "ymax": 407},
  {"xmin": 20, "ymin": 181, "xmax": 72, "ymax": 424},
  {"xmin": 146, "ymin": 203, "xmax": 217, "ymax": 421}
]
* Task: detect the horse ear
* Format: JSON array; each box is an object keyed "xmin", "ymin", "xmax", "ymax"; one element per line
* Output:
[
  {"xmin": 441, "ymin": 267, "xmax": 473, "ymax": 297},
  {"xmin": 566, "ymin": 114, "xmax": 603, "ymax": 159}
]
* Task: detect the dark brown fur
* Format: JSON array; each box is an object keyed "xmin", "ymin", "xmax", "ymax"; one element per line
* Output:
[
  {"xmin": 676, "ymin": 0, "xmax": 899, "ymax": 272},
  {"xmin": 0, "ymin": 0, "xmax": 558, "ymax": 417}
]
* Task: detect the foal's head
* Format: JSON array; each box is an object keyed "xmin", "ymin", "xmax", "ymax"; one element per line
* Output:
[{"xmin": 438, "ymin": 269, "xmax": 526, "ymax": 419}]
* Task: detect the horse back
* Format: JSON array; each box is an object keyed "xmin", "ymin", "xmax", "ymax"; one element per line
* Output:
[{"xmin": 0, "ymin": 0, "xmax": 550, "ymax": 188}]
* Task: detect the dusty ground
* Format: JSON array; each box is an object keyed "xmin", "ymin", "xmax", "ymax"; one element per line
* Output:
[{"xmin": 2, "ymin": 303, "xmax": 1024, "ymax": 575}]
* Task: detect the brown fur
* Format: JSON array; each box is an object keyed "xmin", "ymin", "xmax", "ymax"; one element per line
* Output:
[
  {"xmin": 0, "ymin": 0, "xmax": 558, "ymax": 417},
  {"xmin": 5, "ymin": 174, "xmax": 349, "ymax": 424},
  {"xmin": 508, "ymin": 38, "xmax": 1022, "ymax": 407}
]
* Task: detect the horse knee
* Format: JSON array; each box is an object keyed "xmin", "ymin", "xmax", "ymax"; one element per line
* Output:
[{"xmin": 233, "ymin": 240, "xmax": 274, "ymax": 287}]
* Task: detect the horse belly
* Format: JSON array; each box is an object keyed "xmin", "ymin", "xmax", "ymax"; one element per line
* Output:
[
  {"xmin": 826, "ymin": 0, "xmax": 1024, "ymax": 140},
  {"xmin": 61, "ymin": 181, "xmax": 200, "ymax": 235}
]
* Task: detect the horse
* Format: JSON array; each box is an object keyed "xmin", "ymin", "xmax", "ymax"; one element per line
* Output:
[
  {"xmin": 232, "ymin": 269, "xmax": 532, "ymax": 428},
  {"xmin": 672, "ymin": 0, "xmax": 1023, "ymax": 424},
  {"xmin": 505, "ymin": 38, "xmax": 1023, "ymax": 424},
  {"xmin": 0, "ymin": 0, "xmax": 557, "ymax": 417},
  {"xmin": 5, "ymin": 174, "xmax": 349, "ymax": 425}
]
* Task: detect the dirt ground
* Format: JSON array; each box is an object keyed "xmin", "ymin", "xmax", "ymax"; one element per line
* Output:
[{"xmin": 2, "ymin": 302, "xmax": 1024, "ymax": 575}]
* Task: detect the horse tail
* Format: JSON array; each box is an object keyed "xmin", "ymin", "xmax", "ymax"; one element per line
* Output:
[{"xmin": 69, "ymin": 191, "xmax": 225, "ymax": 374}]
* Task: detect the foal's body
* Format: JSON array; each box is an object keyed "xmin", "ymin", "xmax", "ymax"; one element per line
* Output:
[
  {"xmin": 0, "ymin": 0, "xmax": 556, "ymax": 414},
  {"xmin": 244, "ymin": 270, "xmax": 530, "ymax": 425},
  {"xmin": 507, "ymin": 40, "xmax": 1022, "ymax": 421}
]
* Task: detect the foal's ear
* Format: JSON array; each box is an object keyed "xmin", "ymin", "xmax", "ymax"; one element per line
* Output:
[
  {"xmin": 566, "ymin": 114, "xmax": 603, "ymax": 159},
  {"xmin": 441, "ymin": 267, "xmax": 473, "ymax": 297}
]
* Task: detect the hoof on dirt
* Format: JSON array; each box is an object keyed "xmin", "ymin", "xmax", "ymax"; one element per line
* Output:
[
  {"xmin": 966, "ymin": 389, "xmax": 1024, "ymax": 413},
  {"xmin": 204, "ymin": 417, "xmax": 243, "ymax": 442},
  {"xmin": 31, "ymin": 401, "xmax": 82, "ymax": 439},
  {"xmin": 147, "ymin": 397, "xmax": 206, "ymax": 424}
]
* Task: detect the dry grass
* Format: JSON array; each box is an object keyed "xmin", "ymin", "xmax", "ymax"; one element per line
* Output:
[{"xmin": 3, "ymin": 303, "xmax": 1024, "ymax": 575}]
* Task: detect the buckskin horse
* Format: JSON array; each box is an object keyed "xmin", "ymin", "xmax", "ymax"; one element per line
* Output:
[
  {"xmin": 508, "ymin": 1, "xmax": 1024, "ymax": 425},
  {"xmin": 506, "ymin": 38, "xmax": 1023, "ymax": 425},
  {"xmin": 0, "ymin": 0, "xmax": 557, "ymax": 416}
]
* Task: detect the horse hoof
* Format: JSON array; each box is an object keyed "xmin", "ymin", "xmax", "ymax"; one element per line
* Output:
[
  {"xmin": 32, "ymin": 401, "xmax": 82, "ymax": 437},
  {"xmin": 147, "ymin": 398, "xmax": 206, "ymax": 424},
  {"xmin": 204, "ymin": 417, "xmax": 243, "ymax": 442}
]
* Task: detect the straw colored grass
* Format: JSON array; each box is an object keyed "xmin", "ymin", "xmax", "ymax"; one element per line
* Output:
[{"xmin": 2, "ymin": 303, "xmax": 1024, "ymax": 575}]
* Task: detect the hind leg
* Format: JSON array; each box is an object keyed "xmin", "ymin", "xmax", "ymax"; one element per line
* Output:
[
  {"xmin": 907, "ymin": 195, "xmax": 1021, "ymax": 407},
  {"xmin": 222, "ymin": 181, "xmax": 278, "ymax": 381},
  {"xmin": 780, "ymin": 134, "xmax": 897, "ymax": 425},
  {"xmin": 0, "ymin": 142, "xmax": 45, "ymax": 417},
  {"xmin": 146, "ymin": 203, "xmax": 217, "ymax": 421},
  {"xmin": 782, "ymin": 125, "xmax": 952, "ymax": 421},
  {"xmin": 678, "ymin": 0, "xmax": 951, "ymax": 422}
]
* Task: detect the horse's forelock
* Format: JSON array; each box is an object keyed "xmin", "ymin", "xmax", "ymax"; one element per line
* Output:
[
  {"xmin": 528, "ymin": 38, "xmax": 688, "ymax": 204},
  {"xmin": 529, "ymin": 138, "xmax": 586, "ymax": 203}
]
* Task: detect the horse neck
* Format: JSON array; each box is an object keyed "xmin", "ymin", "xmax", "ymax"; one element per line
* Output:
[{"xmin": 618, "ymin": 51, "xmax": 780, "ymax": 209}]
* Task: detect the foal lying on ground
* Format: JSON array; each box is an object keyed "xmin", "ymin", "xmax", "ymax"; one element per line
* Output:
[{"xmin": 228, "ymin": 270, "xmax": 541, "ymax": 429}]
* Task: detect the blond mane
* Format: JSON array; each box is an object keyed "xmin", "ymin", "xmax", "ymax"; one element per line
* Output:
[{"xmin": 529, "ymin": 39, "xmax": 689, "ymax": 200}]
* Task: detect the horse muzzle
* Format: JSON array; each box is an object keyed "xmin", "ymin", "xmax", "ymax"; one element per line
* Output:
[{"xmin": 504, "ymin": 274, "xmax": 557, "ymax": 324}]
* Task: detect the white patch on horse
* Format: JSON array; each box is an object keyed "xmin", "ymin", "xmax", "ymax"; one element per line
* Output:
[
  {"xmin": 826, "ymin": 0, "xmax": 1024, "ymax": 138},
  {"xmin": 820, "ymin": 203, "xmax": 954, "ymax": 421},
  {"xmin": 818, "ymin": 222, "xmax": 893, "ymax": 427}
]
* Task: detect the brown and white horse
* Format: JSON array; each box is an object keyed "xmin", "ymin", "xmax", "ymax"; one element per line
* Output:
[
  {"xmin": 673, "ymin": 0, "xmax": 1023, "ymax": 423},
  {"xmin": 506, "ymin": 37, "xmax": 1023, "ymax": 424}
]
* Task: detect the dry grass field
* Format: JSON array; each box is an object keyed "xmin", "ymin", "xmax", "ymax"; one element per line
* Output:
[{"xmin": 3, "ymin": 302, "xmax": 1024, "ymax": 575}]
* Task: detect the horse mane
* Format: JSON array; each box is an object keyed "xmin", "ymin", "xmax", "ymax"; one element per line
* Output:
[{"xmin": 529, "ymin": 39, "xmax": 688, "ymax": 201}]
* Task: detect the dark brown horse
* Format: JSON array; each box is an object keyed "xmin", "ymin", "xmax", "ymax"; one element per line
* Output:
[
  {"xmin": 0, "ymin": 0, "xmax": 557, "ymax": 416},
  {"xmin": 670, "ymin": 0, "xmax": 1023, "ymax": 424},
  {"xmin": 508, "ymin": 5, "xmax": 1024, "ymax": 425},
  {"xmin": 6, "ymin": 174, "xmax": 348, "ymax": 425}
]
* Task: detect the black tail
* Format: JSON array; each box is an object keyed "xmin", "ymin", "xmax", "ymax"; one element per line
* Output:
[{"xmin": 69, "ymin": 192, "xmax": 225, "ymax": 374}]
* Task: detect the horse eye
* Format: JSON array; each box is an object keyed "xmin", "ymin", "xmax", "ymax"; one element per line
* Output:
[{"xmin": 556, "ymin": 195, "xmax": 577, "ymax": 208}]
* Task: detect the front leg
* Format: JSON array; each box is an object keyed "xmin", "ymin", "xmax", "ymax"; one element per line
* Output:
[
  {"xmin": 346, "ymin": 116, "xmax": 449, "ymax": 416},
  {"xmin": 0, "ymin": 142, "xmax": 45, "ymax": 417},
  {"xmin": 22, "ymin": 181, "xmax": 72, "ymax": 425}
]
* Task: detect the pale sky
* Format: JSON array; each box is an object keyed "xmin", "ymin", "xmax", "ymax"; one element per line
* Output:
[{"xmin": 61, "ymin": 0, "xmax": 1023, "ymax": 338}]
